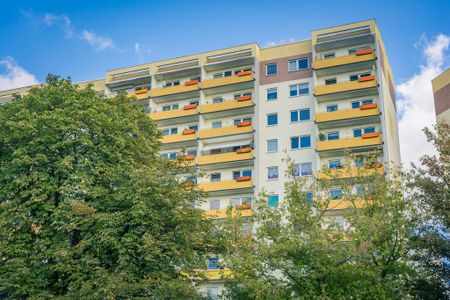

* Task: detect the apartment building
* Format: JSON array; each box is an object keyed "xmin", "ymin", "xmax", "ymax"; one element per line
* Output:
[
  {"xmin": 432, "ymin": 67, "xmax": 450, "ymax": 122},
  {"xmin": 0, "ymin": 19, "xmax": 400, "ymax": 298}
]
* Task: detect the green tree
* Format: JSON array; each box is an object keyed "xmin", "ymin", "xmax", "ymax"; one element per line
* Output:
[
  {"xmin": 0, "ymin": 75, "xmax": 212, "ymax": 299},
  {"xmin": 222, "ymin": 155, "xmax": 427, "ymax": 299},
  {"xmin": 409, "ymin": 121, "xmax": 450, "ymax": 298}
]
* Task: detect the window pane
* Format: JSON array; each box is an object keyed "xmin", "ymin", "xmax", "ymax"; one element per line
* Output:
[
  {"xmin": 353, "ymin": 129, "xmax": 362, "ymax": 137},
  {"xmin": 289, "ymin": 85, "xmax": 298, "ymax": 97},
  {"xmin": 224, "ymin": 71, "xmax": 232, "ymax": 77},
  {"xmin": 242, "ymin": 170, "xmax": 252, "ymax": 177},
  {"xmin": 213, "ymin": 97, "xmax": 223, "ymax": 103},
  {"xmin": 266, "ymin": 63, "xmax": 277, "ymax": 76},
  {"xmin": 233, "ymin": 119, "xmax": 241, "ymax": 125},
  {"xmin": 268, "ymin": 166, "xmax": 279, "ymax": 180},
  {"xmin": 364, "ymin": 127, "xmax": 375, "ymax": 133},
  {"xmin": 329, "ymin": 160, "xmax": 341, "ymax": 169},
  {"xmin": 362, "ymin": 99, "xmax": 373, "ymax": 105},
  {"xmin": 330, "ymin": 189, "xmax": 343, "ymax": 199},
  {"xmin": 267, "ymin": 88, "xmax": 277, "ymax": 100},
  {"xmin": 327, "ymin": 131, "xmax": 339, "ymax": 140},
  {"xmin": 291, "ymin": 137, "xmax": 299, "ymax": 149},
  {"xmin": 288, "ymin": 60, "xmax": 297, "ymax": 72},
  {"xmin": 299, "ymin": 109, "xmax": 310, "ymax": 121},
  {"xmin": 267, "ymin": 113, "xmax": 278, "ymax": 126},
  {"xmin": 355, "ymin": 158, "xmax": 364, "ymax": 167},
  {"xmin": 243, "ymin": 117, "xmax": 252, "ymax": 123},
  {"xmin": 300, "ymin": 136, "xmax": 311, "ymax": 148},
  {"xmin": 299, "ymin": 58, "xmax": 309, "ymax": 70},
  {"xmin": 349, "ymin": 74, "xmax": 359, "ymax": 81},
  {"xmin": 324, "ymin": 52, "xmax": 335, "ymax": 59},
  {"xmin": 162, "ymin": 105, "xmax": 170, "ymax": 111},
  {"xmin": 267, "ymin": 139, "xmax": 278, "ymax": 152},
  {"xmin": 212, "ymin": 121, "xmax": 222, "ymax": 129},
  {"xmin": 305, "ymin": 192, "xmax": 313, "ymax": 202},
  {"xmin": 327, "ymin": 105, "xmax": 338, "ymax": 112},
  {"xmin": 290, "ymin": 110, "xmax": 299, "ymax": 122},
  {"xmin": 210, "ymin": 199, "xmax": 220, "ymax": 210},
  {"xmin": 301, "ymin": 163, "xmax": 312, "ymax": 176},
  {"xmin": 325, "ymin": 78, "xmax": 337, "ymax": 85},
  {"xmin": 232, "ymin": 198, "xmax": 241, "ymax": 207},
  {"xmin": 171, "ymin": 128, "xmax": 178, "ymax": 134},
  {"xmin": 211, "ymin": 173, "xmax": 221, "ymax": 182},
  {"xmin": 232, "ymin": 171, "xmax": 240, "ymax": 180},
  {"xmin": 268, "ymin": 195, "xmax": 279, "ymax": 208},
  {"xmin": 208, "ymin": 258, "xmax": 219, "ymax": 270},
  {"xmin": 299, "ymin": 83, "xmax": 309, "ymax": 95},
  {"xmin": 352, "ymin": 101, "xmax": 360, "ymax": 108}
]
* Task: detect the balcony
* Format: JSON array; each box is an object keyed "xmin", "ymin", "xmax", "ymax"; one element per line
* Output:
[
  {"xmin": 199, "ymin": 124, "xmax": 253, "ymax": 140},
  {"xmin": 315, "ymin": 77, "xmax": 378, "ymax": 98},
  {"xmin": 197, "ymin": 150, "xmax": 253, "ymax": 166},
  {"xmin": 150, "ymin": 82, "xmax": 200, "ymax": 98},
  {"xmin": 204, "ymin": 207, "xmax": 253, "ymax": 219},
  {"xmin": 317, "ymin": 134, "xmax": 382, "ymax": 152},
  {"xmin": 325, "ymin": 199, "xmax": 366, "ymax": 210},
  {"xmin": 313, "ymin": 51, "xmax": 376, "ymax": 70},
  {"xmin": 200, "ymin": 98, "xmax": 254, "ymax": 115},
  {"xmin": 194, "ymin": 269, "xmax": 233, "ymax": 280},
  {"xmin": 316, "ymin": 104, "xmax": 380, "ymax": 124},
  {"xmin": 162, "ymin": 131, "xmax": 197, "ymax": 144},
  {"xmin": 150, "ymin": 106, "xmax": 199, "ymax": 122},
  {"xmin": 198, "ymin": 179, "xmax": 253, "ymax": 193},
  {"xmin": 128, "ymin": 88, "xmax": 150, "ymax": 100},
  {"xmin": 317, "ymin": 164, "xmax": 384, "ymax": 179},
  {"xmin": 201, "ymin": 72, "xmax": 254, "ymax": 93}
]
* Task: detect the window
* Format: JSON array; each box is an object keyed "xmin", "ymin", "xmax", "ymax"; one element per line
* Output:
[
  {"xmin": 323, "ymin": 52, "xmax": 335, "ymax": 59},
  {"xmin": 289, "ymin": 83, "xmax": 309, "ymax": 96},
  {"xmin": 188, "ymin": 124, "xmax": 198, "ymax": 131},
  {"xmin": 267, "ymin": 166, "xmax": 279, "ymax": 180},
  {"xmin": 305, "ymin": 191, "xmax": 313, "ymax": 202},
  {"xmin": 160, "ymin": 152, "xmax": 177, "ymax": 160},
  {"xmin": 162, "ymin": 104, "xmax": 179, "ymax": 111},
  {"xmin": 233, "ymin": 170, "xmax": 252, "ymax": 180},
  {"xmin": 162, "ymin": 127, "xmax": 177, "ymax": 136},
  {"xmin": 187, "ymin": 149, "xmax": 197, "ymax": 156},
  {"xmin": 266, "ymin": 63, "xmax": 277, "ymax": 76},
  {"xmin": 163, "ymin": 80, "xmax": 180, "ymax": 87},
  {"xmin": 207, "ymin": 287, "xmax": 219, "ymax": 300},
  {"xmin": 213, "ymin": 70, "xmax": 233, "ymax": 79},
  {"xmin": 213, "ymin": 97, "xmax": 224, "ymax": 103},
  {"xmin": 327, "ymin": 105, "xmax": 338, "ymax": 112},
  {"xmin": 288, "ymin": 57, "xmax": 309, "ymax": 71},
  {"xmin": 267, "ymin": 113, "xmax": 278, "ymax": 126},
  {"xmin": 294, "ymin": 163, "xmax": 312, "ymax": 176},
  {"xmin": 350, "ymin": 73, "xmax": 371, "ymax": 81},
  {"xmin": 356, "ymin": 186, "xmax": 365, "ymax": 196},
  {"xmin": 209, "ymin": 199, "xmax": 220, "ymax": 210},
  {"xmin": 354, "ymin": 127, "xmax": 375, "ymax": 137},
  {"xmin": 232, "ymin": 196, "xmax": 252, "ymax": 207},
  {"xmin": 329, "ymin": 159, "xmax": 342, "ymax": 169},
  {"xmin": 233, "ymin": 92, "xmax": 252, "ymax": 100},
  {"xmin": 364, "ymin": 127, "xmax": 375, "ymax": 133},
  {"xmin": 352, "ymin": 99, "xmax": 374, "ymax": 108},
  {"xmin": 208, "ymin": 258, "xmax": 219, "ymax": 270},
  {"xmin": 353, "ymin": 129, "xmax": 362, "ymax": 137},
  {"xmin": 355, "ymin": 156, "xmax": 364, "ymax": 167},
  {"xmin": 233, "ymin": 117, "xmax": 252, "ymax": 125},
  {"xmin": 290, "ymin": 108, "xmax": 310, "ymax": 122},
  {"xmin": 267, "ymin": 139, "xmax": 278, "ymax": 153},
  {"xmin": 210, "ymin": 173, "xmax": 221, "ymax": 182},
  {"xmin": 291, "ymin": 135, "xmax": 311, "ymax": 149},
  {"xmin": 212, "ymin": 121, "xmax": 222, "ymax": 129},
  {"xmin": 348, "ymin": 46, "xmax": 371, "ymax": 55},
  {"xmin": 327, "ymin": 131, "xmax": 339, "ymax": 140},
  {"xmin": 330, "ymin": 189, "xmax": 343, "ymax": 199},
  {"xmin": 268, "ymin": 194, "xmax": 279, "ymax": 208},
  {"xmin": 267, "ymin": 88, "xmax": 278, "ymax": 100},
  {"xmin": 325, "ymin": 78, "xmax": 337, "ymax": 85}
]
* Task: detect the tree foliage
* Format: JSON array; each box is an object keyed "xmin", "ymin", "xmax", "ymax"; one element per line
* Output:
[
  {"xmin": 221, "ymin": 155, "xmax": 430, "ymax": 299},
  {"xmin": 0, "ymin": 75, "xmax": 211, "ymax": 299}
]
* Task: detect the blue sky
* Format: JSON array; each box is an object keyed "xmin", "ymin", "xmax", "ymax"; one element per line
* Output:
[{"xmin": 0, "ymin": 0, "xmax": 449, "ymax": 165}]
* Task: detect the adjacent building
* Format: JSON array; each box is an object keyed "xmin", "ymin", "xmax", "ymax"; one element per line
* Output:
[
  {"xmin": 432, "ymin": 68, "xmax": 450, "ymax": 122},
  {"xmin": 0, "ymin": 19, "xmax": 401, "ymax": 298}
]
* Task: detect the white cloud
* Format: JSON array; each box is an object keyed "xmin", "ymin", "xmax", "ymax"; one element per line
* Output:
[
  {"xmin": 80, "ymin": 30, "xmax": 115, "ymax": 52},
  {"xmin": 397, "ymin": 34, "xmax": 450, "ymax": 167},
  {"xmin": 264, "ymin": 37, "xmax": 296, "ymax": 47},
  {"xmin": 41, "ymin": 13, "xmax": 74, "ymax": 38},
  {"xmin": 134, "ymin": 43, "xmax": 152, "ymax": 61},
  {"xmin": 0, "ymin": 57, "xmax": 38, "ymax": 91}
]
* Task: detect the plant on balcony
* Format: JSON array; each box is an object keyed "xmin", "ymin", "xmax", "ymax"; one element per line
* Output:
[
  {"xmin": 237, "ymin": 95, "xmax": 252, "ymax": 102},
  {"xmin": 360, "ymin": 103, "xmax": 378, "ymax": 110},
  {"xmin": 236, "ymin": 70, "xmax": 252, "ymax": 77},
  {"xmin": 355, "ymin": 48, "xmax": 374, "ymax": 56},
  {"xmin": 135, "ymin": 88, "xmax": 148, "ymax": 95},
  {"xmin": 184, "ymin": 79, "xmax": 199, "ymax": 86},
  {"xmin": 182, "ymin": 129, "xmax": 196, "ymax": 135},
  {"xmin": 236, "ymin": 121, "xmax": 251, "ymax": 127},
  {"xmin": 236, "ymin": 176, "xmax": 251, "ymax": 182},
  {"xmin": 319, "ymin": 133, "xmax": 326, "ymax": 141},
  {"xmin": 183, "ymin": 103, "xmax": 197, "ymax": 110},
  {"xmin": 362, "ymin": 132, "xmax": 380, "ymax": 139},
  {"xmin": 236, "ymin": 147, "xmax": 252, "ymax": 154}
]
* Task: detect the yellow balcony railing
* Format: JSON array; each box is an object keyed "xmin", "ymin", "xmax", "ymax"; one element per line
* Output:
[
  {"xmin": 198, "ymin": 180, "xmax": 253, "ymax": 192},
  {"xmin": 201, "ymin": 73, "xmax": 254, "ymax": 90},
  {"xmin": 315, "ymin": 105, "xmax": 380, "ymax": 123},
  {"xmin": 315, "ymin": 79, "xmax": 378, "ymax": 96},
  {"xmin": 204, "ymin": 207, "xmax": 253, "ymax": 219},
  {"xmin": 150, "ymin": 83, "xmax": 200, "ymax": 98},
  {"xmin": 150, "ymin": 108, "xmax": 198, "ymax": 121},
  {"xmin": 197, "ymin": 151, "xmax": 253, "ymax": 165},
  {"xmin": 325, "ymin": 199, "xmax": 366, "ymax": 210},
  {"xmin": 317, "ymin": 135, "xmax": 382, "ymax": 151},
  {"xmin": 198, "ymin": 125, "xmax": 253, "ymax": 140},
  {"xmin": 200, "ymin": 99, "xmax": 253, "ymax": 114},
  {"xmin": 313, "ymin": 53, "xmax": 376, "ymax": 69},
  {"xmin": 162, "ymin": 132, "xmax": 197, "ymax": 144},
  {"xmin": 194, "ymin": 269, "xmax": 233, "ymax": 280},
  {"xmin": 317, "ymin": 165, "xmax": 384, "ymax": 179}
]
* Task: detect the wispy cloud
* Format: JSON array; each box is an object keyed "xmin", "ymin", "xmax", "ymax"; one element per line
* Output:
[
  {"xmin": 0, "ymin": 57, "xmax": 38, "ymax": 91},
  {"xmin": 23, "ymin": 11, "xmax": 117, "ymax": 52},
  {"xmin": 81, "ymin": 30, "xmax": 115, "ymax": 52},
  {"xmin": 397, "ymin": 34, "xmax": 450, "ymax": 166},
  {"xmin": 134, "ymin": 42, "xmax": 152, "ymax": 61},
  {"xmin": 263, "ymin": 37, "xmax": 296, "ymax": 47}
]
